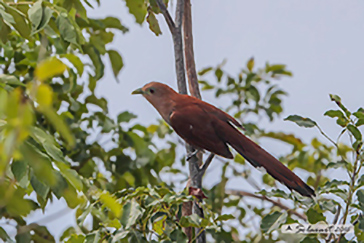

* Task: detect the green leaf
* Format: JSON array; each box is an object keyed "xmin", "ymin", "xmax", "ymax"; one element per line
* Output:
[
  {"xmin": 85, "ymin": 232, "xmax": 100, "ymax": 243},
  {"xmin": 152, "ymin": 214, "xmax": 166, "ymax": 235},
  {"xmin": 36, "ymin": 7, "xmax": 53, "ymax": 33},
  {"xmin": 117, "ymin": 111, "xmax": 137, "ymax": 123},
  {"xmin": 125, "ymin": 0, "xmax": 147, "ymax": 24},
  {"xmin": 306, "ymin": 206, "xmax": 325, "ymax": 224},
  {"xmin": 179, "ymin": 214, "xmax": 202, "ymax": 228},
  {"xmin": 30, "ymin": 127, "xmax": 67, "ymax": 163},
  {"xmin": 111, "ymin": 231, "xmax": 129, "ymax": 243},
  {"xmin": 66, "ymin": 234, "xmax": 85, "ymax": 243},
  {"xmin": 5, "ymin": 186, "xmax": 34, "ymax": 217},
  {"xmin": 0, "ymin": 6, "xmax": 15, "ymax": 24},
  {"xmin": 30, "ymin": 174, "xmax": 50, "ymax": 200},
  {"xmin": 353, "ymin": 108, "xmax": 364, "ymax": 119},
  {"xmin": 61, "ymin": 54, "xmax": 84, "ymax": 76},
  {"xmin": 0, "ymin": 74, "xmax": 25, "ymax": 86},
  {"xmin": 284, "ymin": 115, "xmax": 317, "ymax": 128},
  {"xmin": 327, "ymin": 160, "xmax": 352, "ymax": 172},
  {"xmin": 215, "ymin": 68, "xmax": 223, "ymax": 82},
  {"xmin": 300, "ymin": 236, "xmax": 320, "ymax": 243},
  {"xmin": 357, "ymin": 190, "xmax": 364, "ymax": 212},
  {"xmin": 5, "ymin": 4, "xmax": 31, "ymax": 39},
  {"xmin": 356, "ymin": 119, "xmax": 364, "ymax": 127},
  {"xmin": 11, "ymin": 160, "xmax": 28, "ymax": 183},
  {"xmin": 27, "ymin": 0, "xmax": 42, "ymax": 29},
  {"xmin": 103, "ymin": 218, "xmax": 122, "ymax": 229},
  {"xmin": 36, "ymin": 83, "xmax": 53, "ymax": 107},
  {"xmin": 108, "ymin": 50, "xmax": 123, "ymax": 79},
  {"xmin": 121, "ymin": 198, "xmax": 145, "ymax": 229},
  {"xmin": 99, "ymin": 191, "xmax": 122, "ymax": 217},
  {"xmin": 56, "ymin": 12, "xmax": 78, "ymax": 45},
  {"xmin": 246, "ymin": 57, "xmax": 254, "ymax": 71},
  {"xmin": 0, "ymin": 227, "xmax": 12, "ymax": 243},
  {"xmin": 198, "ymin": 67, "xmax": 213, "ymax": 76},
  {"xmin": 60, "ymin": 227, "xmax": 76, "ymax": 242},
  {"xmin": 51, "ymin": 171, "xmax": 68, "ymax": 199},
  {"xmin": 40, "ymin": 107, "xmax": 75, "ymax": 147},
  {"xmin": 170, "ymin": 229, "xmax": 188, "ymax": 242},
  {"xmin": 199, "ymin": 80, "xmax": 214, "ymax": 90},
  {"xmin": 44, "ymin": 143, "xmax": 66, "ymax": 163},
  {"xmin": 266, "ymin": 64, "xmax": 286, "ymax": 72},
  {"xmin": 324, "ymin": 109, "xmax": 345, "ymax": 119},
  {"xmin": 85, "ymin": 95, "xmax": 107, "ymax": 111},
  {"xmin": 347, "ymin": 124, "xmax": 362, "ymax": 141},
  {"xmin": 247, "ymin": 85, "xmax": 260, "ymax": 102},
  {"xmin": 215, "ymin": 214, "xmax": 235, "ymax": 221},
  {"xmin": 72, "ymin": 0, "xmax": 88, "ymax": 21},
  {"xmin": 329, "ymin": 94, "xmax": 351, "ymax": 117},
  {"xmin": 260, "ymin": 211, "xmax": 287, "ymax": 233},
  {"xmin": 83, "ymin": 44, "xmax": 104, "ymax": 80},
  {"xmin": 320, "ymin": 200, "xmax": 337, "ymax": 214},
  {"xmin": 35, "ymin": 57, "xmax": 67, "ymax": 81},
  {"xmin": 56, "ymin": 162, "xmax": 83, "ymax": 191},
  {"xmin": 102, "ymin": 17, "xmax": 128, "ymax": 32},
  {"xmin": 0, "ymin": 18, "xmax": 11, "ymax": 43},
  {"xmin": 20, "ymin": 143, "xmax": 56, "ymax": 186},
  {"xmin": 146, "ymin": 11, "xmax": 162, "ymax": 36}
]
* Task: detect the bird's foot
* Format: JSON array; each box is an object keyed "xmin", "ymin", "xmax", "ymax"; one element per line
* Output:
[{"xmin": 186, "ymin": 149, "xmax": 200, "ymax": 161}]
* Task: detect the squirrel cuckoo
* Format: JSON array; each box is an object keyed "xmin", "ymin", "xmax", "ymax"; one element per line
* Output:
[{"xmin": 132, "ymin": 82, "xmax": 315, "ymax": 197}]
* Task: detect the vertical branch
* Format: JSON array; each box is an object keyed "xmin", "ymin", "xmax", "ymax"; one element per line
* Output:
[
  {"xmin": 173, "ymin": 0, "xmax": 187, "ymax": 94},
  {"xmin": 183, "ymin": 0, "xmax": 201, "ymax": 99},
  {"xmin": 183, "ymin": 1, "xmax": 206, "ymax": 242},
  {"xmin": 156, "ymin": 1, "xmax": 206, "ymax": 242},
  {"xmin": 156, "ymin": 0, "xmax": 187, "ymax": 94}
]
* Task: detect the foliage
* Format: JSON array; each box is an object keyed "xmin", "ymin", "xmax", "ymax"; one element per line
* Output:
[
  {"xmin": 197, "ymin": 59, "xmax": 364, "ymax": 242},
  {"xmin": 0, "ymin": 0, "xmax": 363, "ymax": 242}
]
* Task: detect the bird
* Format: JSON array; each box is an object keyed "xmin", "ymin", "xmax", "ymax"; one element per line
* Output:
[{"xmin": 132, "ymin": 82, "xmax": 315, "ymax": 197}]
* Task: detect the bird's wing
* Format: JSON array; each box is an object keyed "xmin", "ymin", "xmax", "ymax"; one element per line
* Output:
[
  {"xmin": 169, "ymin": 102, "xmax": 233, "ymax": 159},
  {"xmin": 213, "ymin": 117, "xmax": 315, "ymax": 197},
  {"xmin": 170, "ymin": 96, "xmax": 314, "ymax": 197}
]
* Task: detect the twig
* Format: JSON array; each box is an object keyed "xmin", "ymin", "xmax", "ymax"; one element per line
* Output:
[
  {"xmin": 226, "ymin": 189, "xmax": 307, "ymax": 221},
  {"xmin": 316, "ymin": 125, "xmax": 337, "ymax": 149},
  {"xmin": 198, "ymin": 153, "xmax": 215, "ymax": 176},
  {"xmin": 337, "ymin": 151, "xmax": 361, "ymax": 242},
  {"xmin": 6, "ymin": 2, "xmax": 34, "ymax": 5},
  {"xmin": 33, "ymin": 206, "xmax": 71, "ymax": 224},
  {"xmin": 326, "ymin": 205, "xmax": 341, "ymax": 242},
  {"xmin": 155, "ymin": 0, "xmax": 175, "ymax": 33}
]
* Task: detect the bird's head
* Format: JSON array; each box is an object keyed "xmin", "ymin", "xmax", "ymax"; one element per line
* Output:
[
  {"xmin": 132, "ymin": 82, "xmax": 178, "ymax": 122},
  {"xmin": 132, "ymin": 82, "xmax": 177, "ymax": 103}
]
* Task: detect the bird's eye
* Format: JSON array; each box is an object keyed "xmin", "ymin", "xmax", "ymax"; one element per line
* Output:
[{"xmin": 149, "ymin": 88, "xmax": 155, "ymax": 94}]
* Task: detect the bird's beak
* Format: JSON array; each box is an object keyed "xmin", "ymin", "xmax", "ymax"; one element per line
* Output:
[{"xmin": 131, "ymin": 88, "xmax": 144, "ymax": 95}]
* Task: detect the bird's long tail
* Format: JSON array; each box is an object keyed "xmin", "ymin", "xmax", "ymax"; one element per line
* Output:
[{"xmin": 223, "ymin": 125, "xmax": 315, "ymax": 197}]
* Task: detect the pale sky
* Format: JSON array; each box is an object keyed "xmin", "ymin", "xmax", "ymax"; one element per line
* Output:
[{"xmin": 24, "ymin": 0, "xmax": 364, "ymax": 239}]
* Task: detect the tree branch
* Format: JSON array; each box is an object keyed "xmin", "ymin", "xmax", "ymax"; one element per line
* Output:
[
  {"xmin": 157, "ymin": 1, "xmax": 207, "ymax": 242},
  {"xmin": 156, "ymin": 0, "xmax": 187, "ymax": 94},
  {"xmin": 181, "ymin": 1, "xmax": 207, "ymax": 242},
  {"xmin": 183, "ymin": 0, "xmax": 201, "ymax": 99},
  {"xmin": 175, "ymin": 0, "xmax": 184, "ymax": 29},
  {"xmin": 226, "ymin": 189, "xmax": 307, "ymax": 221},
  {"xmin": 199, "ymin": 153, "xmax": 215, "ymax": 176},
  {"xmin": 155, "ymin": 0, "xmax": 175, "ymax": 33}
]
